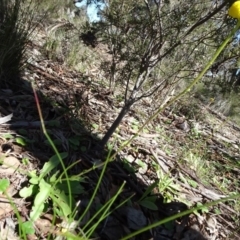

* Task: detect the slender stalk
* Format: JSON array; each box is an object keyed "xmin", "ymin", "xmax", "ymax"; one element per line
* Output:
[
  {"xmin": 85, "ymin": 181, "xmax": 126, "ymax": 238},
  {"xmin": 121, "ymin": 194, "xmax": 240, "ymax": 240},
  {"xmin": 32, "ymin": 83, "xmax": 72, "ymax": 210},
  {"xmin": 77, "ymin": 144, "xmax": 113, "ymax": 225}
]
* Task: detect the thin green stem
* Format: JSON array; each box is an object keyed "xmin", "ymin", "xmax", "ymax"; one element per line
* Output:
[
  {"xmin": 4, "ymin": 192, "xmax": 27, "ymax": 240},
  {"xmin": 85, "ymin": 181, "xmax": 126, "ymax": 238},
  {"xmin": 121, "ymin": 194, "xmax": 240, "ymax": 240},
  {"xmin": 32, "ymin": 83, "xmax": 72, "ymax": 211},
  {"xmin": 77, "ymin": 146, "xmax": 113, "ymax": 226}
]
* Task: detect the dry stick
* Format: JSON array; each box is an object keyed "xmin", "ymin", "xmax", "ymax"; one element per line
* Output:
[{"xmin": 174, "ymin": 178, "xmax": 237, "ymax": 215}]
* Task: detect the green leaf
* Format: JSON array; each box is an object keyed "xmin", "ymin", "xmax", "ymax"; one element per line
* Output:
[
  {"xmin": 136, "ymin": 159, "xmax": 147, "ymax": 168},
  {"xmin": 51, "ymin": 191, "xmax": 72, "ymax": 217},
  {"xmin": 15, "ymin": 137, "xmax": 27, "ymax": 146},
  {"xmin": 30, "ymin": 203, "xmax": 45, "ymax": 221},
  {"xmin": 123, "ymin": 159, "xmax": 136, "ymax": 174},
  {"xmin": 56, "ymin": 181, "xmax": 85, "ymax": 195},
  {"xmin": 68, "ymin": 175, "xmax": 86, "ymax": 182},
  {"xmin": 61, "ymin": 231, "xmax": 79, "ymax": 240},
  {"xmin": 0, "ymin": 179, "xmax": 10, "ymax": 192},
  {"xmin": 49, "ymin": 171, "xmax": 59, "ymax": 183},
  {"xmin": 22, "ymin": 157, "xmax": 30, "ymax": 165},
  {"xmin": 143, "ymin": 196, "xmax": 157, "ymax": 202},
  {"xmin": 214, "ymin": 208, "xmax": 221, "ymax": 215},
  {"xmin": 139, "ymin": 200, "xmax": 158, "ymax": 210},
  {"xmin": 138, "ymin": 181, "xmax": 159, "ymax": 201},
  {"xmin": 35, "ymin": 179, "xmax": 51, "ymax": 206},
  {"xmin": 92, "ymin": 123, "xmax": 99, "ymax": 130},
  {"xmin": 30, "ymin": 180, "xmax": 51, "ymax": 221},
  {"xmin": 197, "ymin": 202, "xmax": 209, "ymax": 213},
  {"xmin": 132, "ymin": 125, "xmax": 138, "ymax": 131},
  {"xmin": 22, "ymin": 221, "xmax": 35, "ymax": 235},
  {"xmin": 40, "ymin": 152, "xmax": 68, "ymax": 178},
  {"xmin": 29, "ymin": 176, "xmax": 39, "ymax": 185},
  {"xmin": 107, "ymin": 143, "xmax": 113, "ymax": 150},
  {"xmin": 29, "ymin": 170, "xmax": 37, "ymax": 177},
  {"xmin": 29, "ymin": 171, "xmax": 39, "ymax": 185},
  {"xmin": 2, "ymin": 133, "xmax": 14, "ymax": 139},
  {"xmin": 57, "ymin": 199, "xmax": 71, "ymax": 217},
  {"xmin": 19, "ymin": 185, "xmax": 38, "ymax": 198},
  {"xmin": 187, "ymin": 179, "xmax": 198, "ymax": 188}
]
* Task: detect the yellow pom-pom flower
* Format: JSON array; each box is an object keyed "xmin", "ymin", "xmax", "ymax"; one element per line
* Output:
[{"xmin": 229, "ymin": 1, "xmax": 240, "ymax": 19}]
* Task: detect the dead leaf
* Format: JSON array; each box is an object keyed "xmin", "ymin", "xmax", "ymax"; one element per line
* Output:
[
  {"xmin": 0, "ymin": 201, "xmax": 14, "ymax": 217},
  {"xmin": 35, "ymin": 218, "xmax": 53, "ymax": 235},
  {"xmin": 0, "ymin": 113, "xmax": 13, "ymax": 124},
  {"xmin": 0, "ymin": 156, "xmax": 20, "ymax": 174},
  {"xmin": 0, "ymin": 218, "xmax": 19, "ymax": 240}
]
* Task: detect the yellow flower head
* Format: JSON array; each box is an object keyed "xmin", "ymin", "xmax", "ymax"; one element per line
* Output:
[{"xmin": 229, "ymin": 1, "xmax": 240, "ymax": 19}]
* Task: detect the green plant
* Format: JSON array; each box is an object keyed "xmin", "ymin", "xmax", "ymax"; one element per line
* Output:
[
  {"xmin": 0, "ymin": 178, "xmax": 35, "ymax": 238},
  {"xmin": 19, "ymin": 152, "xmax": 85, "ymax": 221},
  {"xmin": 2, "ymin": 1, "xmax": 240, "ymax": 239},
  {"xmin": 138, "ymin": 181, "xmax": 159, "ymax": 210},
  {"xmin": 155, "ymin": 166, "xmax": 180, "ymax": 203},
  {"xmin": 183, "ymin": 151, "xmax": 209, "ymax": 180},
  {"xmin": 0, "ymin": 0, "xmax": 36, "ymax": 87},
  {"xmin": 28, "ymin": 85, "xmax": 135, "ymax": 239}
]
